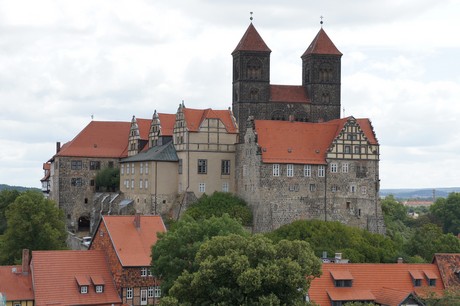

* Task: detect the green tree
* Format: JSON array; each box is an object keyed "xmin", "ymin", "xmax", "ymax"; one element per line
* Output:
[
  {"xmin": 167, "ymin": 234, "xmax": 322, "ymax": 306},
  {"xmin": 430, "ymin": 192, "xmax": 460, "ymax": 235},
  {"xmin": 151, "ymin": 214, "xmax": 248, "ymax": 295},
  {"xmin": 0, "ymin": 189, "xmax": 20, "ymax": 235},
  {"xmin": 267, "ymin": 220, "xmax": 398, "ymax": 263},
  {"xmin": 184, "ymin": 192, "xmax": 253, "ymax": 226},
  {"xmin": 404, "ymin": 223, "xmax": 460, "ymax": 262},
  {"xmin": 95, "ymin": 167, "xmax": 120, "ymax": 191},
  {"xmin": 0, "ymin": 191, "xmax": 67, "ymax": 264}
]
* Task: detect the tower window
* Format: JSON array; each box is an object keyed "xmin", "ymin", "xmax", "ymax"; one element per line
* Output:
[
  {"xmin": 250, "ymin": 88, "xmax": 259, "ymax": 100},
  {"xmin": 247, "ymin": 58, "xmax": 262, "ymax": 80}
]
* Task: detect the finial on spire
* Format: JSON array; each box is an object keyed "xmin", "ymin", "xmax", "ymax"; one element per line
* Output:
[
  {"xmin": 250, "ymin": 12, "xmax": 253, "ymax": 22},
  {"xmin": 320, "ymin": 15, "xmax": 324, "ymax": 27}
]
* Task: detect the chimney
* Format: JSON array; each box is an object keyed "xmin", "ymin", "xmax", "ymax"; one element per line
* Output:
[
  {"xmin": 133, "ymin": 211, "xmax": 141, "ymax": 229},
  {"xmin": 22, "ymin": 249, "xmax": 30, "ymax": 275},
  {"xmin": 56, "ymin": 142, "xmax": 61, "ymax": 153},
  {"xmin": 334, "ymin": 252, "xmax": 342, "ymax": 262},
  {"xmin": 397, "ymin": 257, "xmax": 403, "ymax": 264}
]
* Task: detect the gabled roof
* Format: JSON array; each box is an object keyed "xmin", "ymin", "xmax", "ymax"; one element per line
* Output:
[
  {"xmin": 309, "ymin": 263, "xmax": 444, "ymax": 306},
  {"xmin": 121, "ymin": 141, "xmax": 178, "ymax": 163},
  {"xmin": 56, "ymin": 121, "xmax": 130, "ymax": 158},
  {"xmin": 232, "ymin": 23, "xmax": 271, "ymax": 54},
  {"xmin": 97, "ymin": 215, "xmax": 166, "ymax": 267},
  {"xmin": 183, "ymin": 108, "xmax": 238, "ymax": 133},
  {"xmin": 158, "ymin": 113, "xmax": 176, "ymax": 136},
  {"xmin": 254, "ymin": 117, "xmax": 376, "ymax": 164},
  {"xmin": 31, "ymin": 250, "xmax": 121, "ymax": 306},
  {"xmin": 302, "ymin": 28, "xmax": 342, "ymax": 57},
  {"xmin": 136, "ymin": 118, "xmax": 151, "ymax": 140},
  {"xmin": 433, "ymin": 253, "xmax": 460, "ymax": 287},
  {"xmin": 270, "ymin": 85, "xmax": 310, "ymax": 103},
  {"xmin": 0, "ymin": 266, "xmax": 34, "ymax": 301}
]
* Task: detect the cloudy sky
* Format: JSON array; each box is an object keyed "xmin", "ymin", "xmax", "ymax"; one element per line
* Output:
[{"xmin": 0, "ymin": 0, "xmax": 459, "ymax": 189}]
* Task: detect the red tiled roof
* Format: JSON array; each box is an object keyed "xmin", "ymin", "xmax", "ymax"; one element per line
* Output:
[
  {"xmin": 328, "ymin": 117, "xmax": 378, "ymax": 145},
  {"xmin": 374, "ymin": 287, "xmax": 415, "ymax": 306},
  {"xmin": 31, "ymin": 250, "xmax": 121, "ymax": 306},
  {"xmin": 0, "ymin": 266, "xmax": 34, "ymax": 301},
  {"xmin": 270, "ymin": 85, "xmax": 310, "ymax": 103},
  {"xmin": 43, "ymin": 162, "xmax": 50, "ymax": 170},
  {"xmin": 302, "ymin": 28, "xmax": 342, "ymax": 56},
  {"xmin": 330, "ymin": 270, "xmax": 354, "ymax": 280},
  {"xmin": 309, "ymin": 263, "xmax": 444, "ymax": 306},
  {"xmin": 232, "ymin": 23, "xmax": 271, "ymax": 54},
  {"xmin": 409, "ymin": 270, "xmax": 423, "ymax": 280},
  {"xmin": 56, "ymin": 121, "xmax": 130, "ymax": 158},
  {"xmin": 158, "ymin": 113, "xmax": 176, "ymax": 136},
  {"xmin": 327, "ymin": 288, "xmax": 375, "ymax": 301},
  {"xmin": 136, "ymin": 118, "xmax": 151, "ymax": 140},
  {"xmin": 433, "ymin": 253, "xmax": 460, "ymax": 287},
  {"xmin": 183, "ymin": 108, "xmax": 237, "ymax": 134},
  {"xmin": 101, "ymin": 215, "xmax": 166, "ymax": 267}
]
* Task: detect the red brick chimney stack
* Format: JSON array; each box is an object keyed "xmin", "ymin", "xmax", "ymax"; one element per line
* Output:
[{"xmin": 56, "ymin": 142, "xmax": 61, "ymax": 153}]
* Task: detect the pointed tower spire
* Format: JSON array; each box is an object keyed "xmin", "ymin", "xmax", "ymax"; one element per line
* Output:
[
  {"xmin": 302, "ymin": 28, "xmax": 342, "ymax": 57},
  {"xmin": 232, "ymin": 23, "xmax": 271, "ymax": 54}
]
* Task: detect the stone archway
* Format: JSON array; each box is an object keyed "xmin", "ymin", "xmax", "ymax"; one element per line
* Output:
[{"xmin": 78, "ymin": 215, "xmax": 90, "ymax": 232}]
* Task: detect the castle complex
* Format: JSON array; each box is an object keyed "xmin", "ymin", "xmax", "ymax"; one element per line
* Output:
[{"xmin": 42, "ymin": 23, "xmax": 385, "ymax": 234}]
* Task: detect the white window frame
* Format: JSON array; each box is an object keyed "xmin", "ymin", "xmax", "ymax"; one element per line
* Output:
[
  {"xmin": 121, "ymin": 164, "xmax": 124, "ymax": 175},
  {"xmin": 95, "ymin": 285, "xmax": 103, "ymax": 293},
  {"xmin": 199, "ymin": 183, "xmax": 206, "ymax": 193},
  {"xmin": 141, "ymin": 267, "xmax": 148, "ymax": 277},
  {"xmin": 287, "ymin": 164, "xmax": 294, "ymax": 177},
  {"xmin": 304, "ymin": 165, "xmax": 311, "ymax": 177},
  {"xmin": 318, "ymin": 165, "xmax": 325, "ymax": 177},
  {"xmin": 330, "ymin": 163, "xmax": 338, "ymax": 173},
  {"xmin": 140, "ymin": 163, "xmax": 143, "ymax": 174},
  {"xmin": 139, "ymin": 179, "xmax": 143, "ymax": 189},
  {"xmin": 127, "ymin": 287, "xmax": 133, "ymax": 299},
  {"xmin": 131, "ymin": 163, "xmax": 135, "ymax": 174},
  {"xmin": 131, "ymin": 179, "xmax": 134, "ymax": 189},
  {"xmin": 145, "ymin": 179, "xmax": 148, "ymax": 189},
  {"xmin": 148, "ymin": 286, "xmax": 154, "ymax": 298},
  {"xmin": 154, "ymin": 286, "xmax": 161, "ymax": 298},
  {"xmin": 145, "ymin": 162, "xmax": 149, "ymax": 174},
  {"xmin": 350, "ymin": 184, "xmax": 356, "ymax": 193},
  {"xmin": 127, "ymin": 163, "xmax": 130, "ymax": 174},
  {"xmin": 273, "ymin": 164, "xmax": 280, "ymax": 177},
  {"xmin": 81, "ymin": 285, "xmax": 88, "ymax": 294},
  {"xmin": 222, "ymin": 182, "xmax": 229, "ymax": 192},
  {"xmin": 342, "ymin": 163, "xmax": 349, "ymax": 173}
]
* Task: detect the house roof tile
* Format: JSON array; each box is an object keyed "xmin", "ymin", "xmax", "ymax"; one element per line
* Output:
[
  {"xmin": 232, "ymin": 23, "xmax": 271, "ymax": 54},
  {"xmin": 309, "ymin": 263, "xmax": 444, "ymax": 306},
  {"xmin": 374, "ymin": 287, "xmax": 416, "ymax": 306},
  {"xmin": 0, "ymin": 266, "xmax": 34, "ymax": 301},
  {"xmin": 327, "ymin": 288, "xmax": 375, "ymax": 301},
  {"xmin": 269, "ymin": 85, "xmax": 310, "ymax": 103},
  {"xmin": 158, "ymin": 113, "xmax": 176, "ymax": 136},
  {"xmin": 302, "ymin": 28, "xmax": 342, "ymax": 57},
  {"xmin": 433, "ymin": 253, "xmax": 460, "ymax": 287},
  {"xmin": 97, "ymin": 215, "xmax": 166, "ymax": 267},
  {"xmin": 56, "ymin": 121, "xmax": 130, "ymax": 158},
  {"xmin": 330, "ymin": 270, "xmax": 354, "ymax": 280},
  {"xmin": 31, "ymin": 250, "xmax": 121, "ymax": 306},
  {"xmin": 183, "ymin": 108, "xmax": 237, "ymax": 133}
]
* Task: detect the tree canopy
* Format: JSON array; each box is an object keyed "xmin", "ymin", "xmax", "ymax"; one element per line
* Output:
[
  {"xmin": 0, "ymin": 191, "xmax": 67, "ymax": 264},
  {"xmin": 95, "ymin": 167, "xmax": 120, "ymax": 191},
  {"xmin": 166, "ymin": 234, "xmax": 321, "ymax": 306},
  {"xmin": 266, "ymin": 219, "xmax": 398, "ymax": 263},
  {"xmin": 151, "ymin": 214, "xmax": 248, "ymax": 295},
  {"xmin": 430, "ymin": 192, "xmax": 460, "ymax": 235},
  {"xmin": 0, "ymin": 189, "xmax": 20, "ymax": 235},
  {"xmin": 183, "ymin": 192, "xmax": 253, "ymax": 226}
]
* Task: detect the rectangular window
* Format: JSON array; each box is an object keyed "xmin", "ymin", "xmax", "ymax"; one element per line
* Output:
[
  {"xmin": 273, "ymin": 164, "xmax": 280, "ymax": 177},
  {"xmin": 222, "ymin": 182, "xmax": 229, "ymax": 192},
  {"xmin": 145, "ymin": 179, "xmax": 148, "ymax": 189},
  {"xmin": 90, "ymin": 161, "xmax": 100, "ymax": 170},
  {"xmin": 304, "ymin": 165, "xmax": 311, "ymax": 177},
  {"xmin": 145, "ymin": 162, "xmax": 149, "ymax": 174},
  {"xmin": 90, "ymin": 179, "xmax": 95, "ymax": 187},
  {"xmin": 95, "ymin": 285, "xmax": 103, "ymax": 293},
  {"xmin": 178, "ymin": 159, "xmax": 183, "ymax": 174},
  {"xmin": 243, "ymin": 165, "xmax": 248, "ymax": 177},
  {"xmin": 350, "ymin": 184, "xmax": 356, "ymax": 193},
  {"xmin": 221, "ymin": 160, "xmax": 230, "ymax": 175},
  {"xmin": 155, "ymin": 286, "xmax": 161, "ymax": 298},
  {"xmin": 354, "ymin": 146, "xmax": 361, "ymax": 154},
  {"xmin": 148, "ymin": 286, "xmax": 154, "ymax": 298},
  {"xmin": 127, "ymin": 287, "xmax": 133, "ymax": 299},
  {"xmin": 414, "ymin": 279, "xmax": 422, "ymax": 287},
  {"xmin": 131, "ymin": 163, "xmax": 135, "ymax": 174},
  {"xmin": 121, "ymin": 164, "xmax": 124, "ymax": 175},
  {"xmin": 335, "ymin": 280, "xmax": 353, "ymax": 287},
  {"xmin": 309, "ymin": 184, "xmax": 316, "ymax": 192},
  {"xmin": 71, "ymin": 178, "xmax": 82, "ymax": 187},
  {"xmin": 318, "ymin": 165, "xmax": 325, "ymax": 177},
  {"xmin": 141, "ymin": 267, "xmax": 148, "ymax": 277},
  {"xmin": 198, "ymin": 159, "xmax": 207, "ymax": 174},
  {"xmin": 330, "ymin": 163, "xmax": 338, "ymax": 173},
  {"xmin": 199, "ymin": 183, "xmax": 206, "ymax": 193},
  {"xmin": 140, "ymin": 163, "xmax": 144, "ymax": 174},
  {"xmin": 71, "ymin": 160, "xmax": 82, "ymax": 170},
  {"xmin": 428, "ymin": 278, "xmax": 436, "ymax": 286},
  {"xmin": 80, "ymin": 285, "xmax": 88, "ymax": 294},
  {"xmin": 139, "ymin": 179, "xmax": 143, "ymax": 189},
  {"xmin": 342, "ymin": 163, "xmax": 349, "ymax": 173},
  {"xmin": 331, "ymin": 185, "xmax": 338, "ymax": 192},
  {"xmin": 127, "ymin": 163, "xmax": 130, "ymax": 174},
  {"xmin": 344, "ymin": 145, "xmax": 351, "ymax": 154},
  {"xmin": 131, "ymin": 179, "xmax": 134, "ymax": 189},
  {"xmin": 287, "ymin": 164, "xmax": 294, "ymax": 177},
  {"xmin": 361, "ymin": 186, "xmax": 367, "ymax": 194}
]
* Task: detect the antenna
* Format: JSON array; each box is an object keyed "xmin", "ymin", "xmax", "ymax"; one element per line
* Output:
[{"xmin": 320, "ymin": 15, "xmax": 324, "ymax": 27}]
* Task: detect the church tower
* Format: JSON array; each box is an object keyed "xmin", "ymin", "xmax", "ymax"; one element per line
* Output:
[
  {"xmin": 232, "ymin": 23, "xmax": 271, "ymax": 140},
  {"xmin": 302, "ymin": 28, "xmax": 342, "ymax": 122}
]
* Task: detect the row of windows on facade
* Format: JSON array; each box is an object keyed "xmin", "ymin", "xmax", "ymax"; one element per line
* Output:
[
  {"xmin": 267, "ymin": 163, "xmax": 358, "ymax": 177},
  {"xmin": 121, "ymin": 160, "xmax": 231, "ymax": 176},
  {"xmin": 71, "ymin": 160, "xmax": 110, "ymax": 171},
  {"xmin": 125, "ymin": 286, "xmax": 161, "ymax": 299},
  {"xmin": 244, "ymin": 183, "xmax": 367, "ymax": 194},
  {"xmin": 121, "ymin": 163, "xmax": 149, "ymax": 175},
  {"xmin": 79, "ymin": 284, "xmax": 104, "ymax": 294}
]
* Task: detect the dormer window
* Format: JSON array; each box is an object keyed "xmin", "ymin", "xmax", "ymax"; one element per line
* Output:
[
  {"xmin": 424, "ymin": 270, "xmax": 438, "ymax": 287},
  {"xmin": 95, "ymin": 284, "xmax": 104, "ymax": 293},
  {"xmin": 80, "ymin": 285, "xmax": 88, "ymax": 294},
  {"xmin": 330, "ymin": 270, "xmax": 353, "ymax": 288},
  {"xmin": 409, "ymin": 270, "xmax": 423, "ymax": 287},
  {"xmin": 76, "ymin": 275, "xmax": 91, "ymax": 294},
  {"xmin": 91, "ymin": 275, "xmax": 105, "ymax": 294}
]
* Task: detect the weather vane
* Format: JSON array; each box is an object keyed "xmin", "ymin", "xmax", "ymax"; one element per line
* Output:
[
  {"xmin": 250, "ymin": 12, "xmax": 253, "ymax": 21},
  {"xmin": 320, "ymin": 15, "xmax": 324, "ymax": 27}
]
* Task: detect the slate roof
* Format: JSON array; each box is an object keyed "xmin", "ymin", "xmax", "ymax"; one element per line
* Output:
[
  {"xmin": 270, "ymin": 85, "xmax": 310, "ymax": 103},
  {"xmin": 0, "ymin": 266, "xmax": 34, "ymax": 301},
  {"xmin": 97, "ymin": 215, "xmax": 166, "ymax": 267},
  {"xmin": 302, "ymin": 28, "xmax": 342, "ymax": 57},
  {"xmin": 232, "ymin": 23, "xmax": 271, "ymax": 54},
  {"xmin": 55, "ymin": 121, "xmax": 130, "ymax": 158},
  {"xmin": 254, "ymin": 117, "xmax": 377, "ymax": 164},
  {"xmin": 121, "ymin": 141, "xmax": 178, "ymax": 163},
  {"xmin": 31, "ymin": 250, "xmax": 121, "ymax": 306},
  {"xmin": 309, "ymin": 263, "xmax": 444, "ymax": 306},
  {"xmin": 183, "ymin": 108, "xmax": 238, "ymax": 133}
]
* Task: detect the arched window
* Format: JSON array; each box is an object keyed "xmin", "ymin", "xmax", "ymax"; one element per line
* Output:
[
  {"xmin": 247, "ymin": 58, "xmax": 262, "ymax": 80},
  {"xmin": 250, "ymin": 88, "xmax": 259, "ymax": 101}
]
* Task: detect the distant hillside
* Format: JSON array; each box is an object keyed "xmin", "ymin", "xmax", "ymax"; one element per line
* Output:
[
  {"xmin": 0, "ymin": 184, "xmax": 40, "ymax": 192},
  {"xmin": 380, "ymin": 187, "xmax": 460, "ymax": 200}
]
